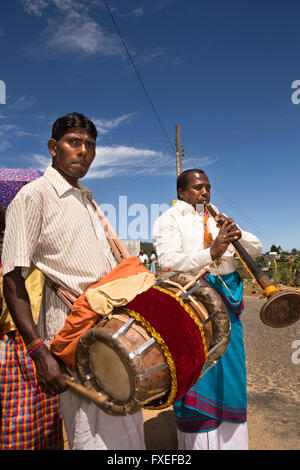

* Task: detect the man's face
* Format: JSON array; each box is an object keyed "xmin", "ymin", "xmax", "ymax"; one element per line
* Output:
[
  {"xmin": 48, "ymin": 127, "xmax": 96, "ymax": 185},
  {"xmin": 178, "ymin": 171, "xmax": 211, "ymax": 210}
]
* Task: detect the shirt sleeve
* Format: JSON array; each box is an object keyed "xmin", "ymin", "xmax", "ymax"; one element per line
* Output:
[
  {"xmin": 152, "ymin": 211, "xmax": 212, "ymax": 272},
  {"xmin": 1, "ymin": 187, "xmax": 43, "ymax": 276}
]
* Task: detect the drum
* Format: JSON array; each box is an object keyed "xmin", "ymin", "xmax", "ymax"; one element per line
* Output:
[{"xmin": 75, "ymin": 271, "xmax": 230, "ymax": 416}]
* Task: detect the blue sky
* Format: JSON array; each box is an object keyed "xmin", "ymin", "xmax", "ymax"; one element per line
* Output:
[{"xmin": 0, "ymin": 0, "xmax": 300, "ymax": 252}]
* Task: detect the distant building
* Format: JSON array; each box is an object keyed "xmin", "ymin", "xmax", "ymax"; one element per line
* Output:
[
  {"xmin": 121, "ymin": 239, "xmax": 141, "ymax": 257},
  {"xmin": 266, "ymin": 251, "xmax": 279, "ymax": 260}
]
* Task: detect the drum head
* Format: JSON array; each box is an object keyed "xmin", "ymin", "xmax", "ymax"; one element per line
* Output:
[{"xmin": 89, "ymin": 342, "xmax": 131, "ymax": 402}]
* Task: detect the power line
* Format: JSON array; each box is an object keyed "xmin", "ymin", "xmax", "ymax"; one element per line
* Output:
[
  {"xmin": 103, "ymin": 0, "xmax": 175, "ymax": 152},
  {"xmin": 99, "ymin": 1, "xmax": 292, "ymax": 247}
]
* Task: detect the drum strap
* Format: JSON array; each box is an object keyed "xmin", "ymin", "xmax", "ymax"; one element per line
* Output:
[
  {"xmin": 44, "ymin": 277, "xmax": 77, "ymax": 311},
  {"xmin": 91, "ymin": 200, "xmax": 130, "ymax": 263}
]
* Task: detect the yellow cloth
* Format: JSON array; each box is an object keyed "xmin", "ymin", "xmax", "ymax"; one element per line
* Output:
[
  {"xmin": 85, "ymin": 271, "xmax": 156, "ymax": 316},
  {"xmin": 0, "ymin": 265, "xmax": 44, "ymax": 331}
]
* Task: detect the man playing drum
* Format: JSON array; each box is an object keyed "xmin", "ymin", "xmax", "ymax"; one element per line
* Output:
[
  {"xmin": 2, "ymin": 112, "xmax": 145, "ymax": 450},
  {"xmin": 152, "ymin": 169, "xmax": 262, "ymax": 450}
]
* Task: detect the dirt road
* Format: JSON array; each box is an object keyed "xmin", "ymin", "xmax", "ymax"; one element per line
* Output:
[{"xmin": 142, "ymin": 296, "xmax": 300, "ymax": 450}]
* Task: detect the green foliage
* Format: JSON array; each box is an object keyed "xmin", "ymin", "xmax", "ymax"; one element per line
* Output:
[
  {"xmin": 237, "ymin": 255, "xmax": 300, "ymax": 287},
  {"xmin": 140, "ymin": 242, "xmax": 154, "ymax": 258}
]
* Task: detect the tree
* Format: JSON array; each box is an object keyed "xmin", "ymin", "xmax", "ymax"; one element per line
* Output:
[{"xmin": 270, "ymin": 245, "xmax": 282, "ymax": 253}]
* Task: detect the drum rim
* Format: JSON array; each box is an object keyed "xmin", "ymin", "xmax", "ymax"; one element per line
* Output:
[
  {"xmin": 76, "ymin": 322, "xmax": 147, "ymax": 406},
  {"xmin": 76, "ymin": 314, "xmax": 170, "ymax": 412}
]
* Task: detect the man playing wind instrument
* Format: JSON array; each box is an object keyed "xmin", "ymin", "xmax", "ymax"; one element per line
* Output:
[{"xmin": 153, "ymin": 169, "xmax": 262, "ymax": 450}]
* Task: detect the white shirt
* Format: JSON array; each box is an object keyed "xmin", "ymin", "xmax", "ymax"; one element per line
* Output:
[
  {"xmin": 152, "ymin": 200, "xmax": 262, "ymax": 276},
  {"xmin": 138, "ymin": 254, "xmax": 148, "ymax": 264},
  {"xmin": 2, "ymin": 166, "xmax": 117, "ymax": 343}
]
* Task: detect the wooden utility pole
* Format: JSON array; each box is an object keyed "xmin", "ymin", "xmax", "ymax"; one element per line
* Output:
[{"xmin": 175, "ymin": 124, "xmax": 183, "ymax": 177}]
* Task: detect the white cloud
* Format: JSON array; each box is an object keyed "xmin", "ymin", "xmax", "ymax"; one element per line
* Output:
[
  {"xmin": 25, "ymin": 144, "xmax": 216, "ymax": 179},
  {"xmin": 46, "ymin": 11, "xmax": 122, "ymax": 57},
  {"xmin": 22, "ymin": 0, "xmax": 50, "ymax": 16},
  {"xmin": 88, "ymin": 146, "xmax": 175, "ymax": 178},
  {"xmin": 118, "ymin": 7, "xmax": 145, "ymax": 18},
  {"xmin": 7, "ymin": 95, "xmax": 37, "ymax": 110},
  {"xmin": 150, "ymin": 0, "xmax": 176, "ymax": 14},
  {"xmin": 93, "ymin": 113, "xmax": 135, "ymax": 135},
  {"xmin": 0, "ymin": 121, "xmax": 40, "ymax": 152},
  {"xmin": 14, "ymin": 130, "xmax": 40, "ymax": 137},
  {"xmin": 21, "ymin": 0, "xmax": 176, "ymax": 66},
  {"xmin": 22, "ymin": 0, "xmax": 123, "ymax": 58},
  {"xmin": 0, "ymin": 140, "xmax": 12, "ymax": 152},
  {"xmin": 30, "ymin": 153, "xmax": 52, "ymax": 170},
  {"xmin": 0, "ymin": 124, "xmax": 18, "ymax": 132},
  {"xmin": 138, "ymin": 47, "xmax": 167, "ymax": 65}
]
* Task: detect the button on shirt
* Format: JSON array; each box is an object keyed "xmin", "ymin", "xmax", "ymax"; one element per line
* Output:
[
  {"xmin": 152, "ymin": 200, "xmax": 262, "ymax": 276},
  {"xmin": 2, "ymin": 166, "xmax": 117, "ymax": 343}
]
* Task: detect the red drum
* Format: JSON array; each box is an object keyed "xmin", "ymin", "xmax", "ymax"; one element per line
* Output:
[{"xmin": 75, "ymin": 272, "xmax": 230, "ymax": 416}]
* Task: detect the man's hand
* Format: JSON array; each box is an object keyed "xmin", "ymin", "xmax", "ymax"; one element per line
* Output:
[
  {"xmin": 3, "ymin": 267, "xmax": 69, "ymax": 395},
  {"xmin": 30, "ymin": 345, "xmax": 69, "ymax": 395},
  {"xmin": 210, "ymin": 214, "xmax": 241, "ymax": 261}
]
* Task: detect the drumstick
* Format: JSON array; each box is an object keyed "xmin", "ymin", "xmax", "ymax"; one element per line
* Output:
[
  {"xmin": 65, "ymin": 376, "xmax": 109, "ymax": 407},
  {"xmin": 175, "ymin": 269, "xmax": 206, "ymax": 296}
]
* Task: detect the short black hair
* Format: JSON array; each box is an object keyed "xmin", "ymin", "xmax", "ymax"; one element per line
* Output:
[
  {"xmin": 177, "ymin": 169, "xmax": 206, "ymax": 197},
  {"xmin": 51, "ymin": 112, "xmax": 98, "ymax": 141}
]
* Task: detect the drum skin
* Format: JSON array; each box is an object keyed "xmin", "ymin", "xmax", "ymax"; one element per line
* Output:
[
  {"xmin": 76, "ymin": 310, "xmax": 171, "ymax": 415},
  {"xmin": 76, "ymin": 272, "xmax": 230, "ymax": 416}
]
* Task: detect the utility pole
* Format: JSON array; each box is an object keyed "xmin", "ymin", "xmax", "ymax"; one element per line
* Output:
[{"xmin": 175, "ymin": 124, "xmax": 183, "ymax": 177}]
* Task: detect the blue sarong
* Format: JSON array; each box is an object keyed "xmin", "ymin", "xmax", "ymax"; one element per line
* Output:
[{"xmin": 173, "ymin": 271, "xmax": 247, "ymax": 433}]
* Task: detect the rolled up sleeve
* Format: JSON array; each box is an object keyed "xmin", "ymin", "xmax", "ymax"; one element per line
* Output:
[{"xmin": 2, "ymin": 190, "xmax": 42, "ymax": 276}]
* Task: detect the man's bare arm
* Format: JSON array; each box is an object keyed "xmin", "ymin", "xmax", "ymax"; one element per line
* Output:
[{"xmin": 3, "ymin": 268, "xmax": 68, "ymax": 395}]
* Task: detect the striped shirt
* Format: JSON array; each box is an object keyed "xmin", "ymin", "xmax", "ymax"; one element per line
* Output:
[{"xmin": 1, "ymin": 166, "xmax": 117, "ymax": 343}]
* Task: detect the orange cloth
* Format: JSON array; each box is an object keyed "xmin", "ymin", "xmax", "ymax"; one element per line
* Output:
[
  {"xmin": 204, "ymin": 210, "xmax": 212, "ymax": 249},
  {"xmin": 50, "ymin": 256, "xmax": 151, "ymax": 371}
]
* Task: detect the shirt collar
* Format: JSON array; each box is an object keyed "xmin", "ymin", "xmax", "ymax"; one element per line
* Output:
[
  {"xmin": 43, "ymin": 166, "xmax": 93, "ymax": 201},
  {"xmin": 175, "ymin": 199, "xmax": 205, "ymax": 216}
]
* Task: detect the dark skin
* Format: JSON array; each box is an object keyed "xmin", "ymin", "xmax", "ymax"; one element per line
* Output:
[
  {"xmin": 177, "ymin": 171, "xmax": 242, "ymax": 261},
  {"xmin": 3, "ymin": 127, "xmax": 96, "ymax": 395},
  {"xmin": 0, "ymin": 205, "xmax": 5, "ymax": 314},
  {"xmin": 0, "ymin": 204, "xmax": 5, "ymax": 233}
]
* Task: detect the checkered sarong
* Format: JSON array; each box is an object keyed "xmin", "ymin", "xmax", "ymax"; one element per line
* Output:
[{"xmin": 0, "ymin": 330, "xmax": 63, "ymax": 450}]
